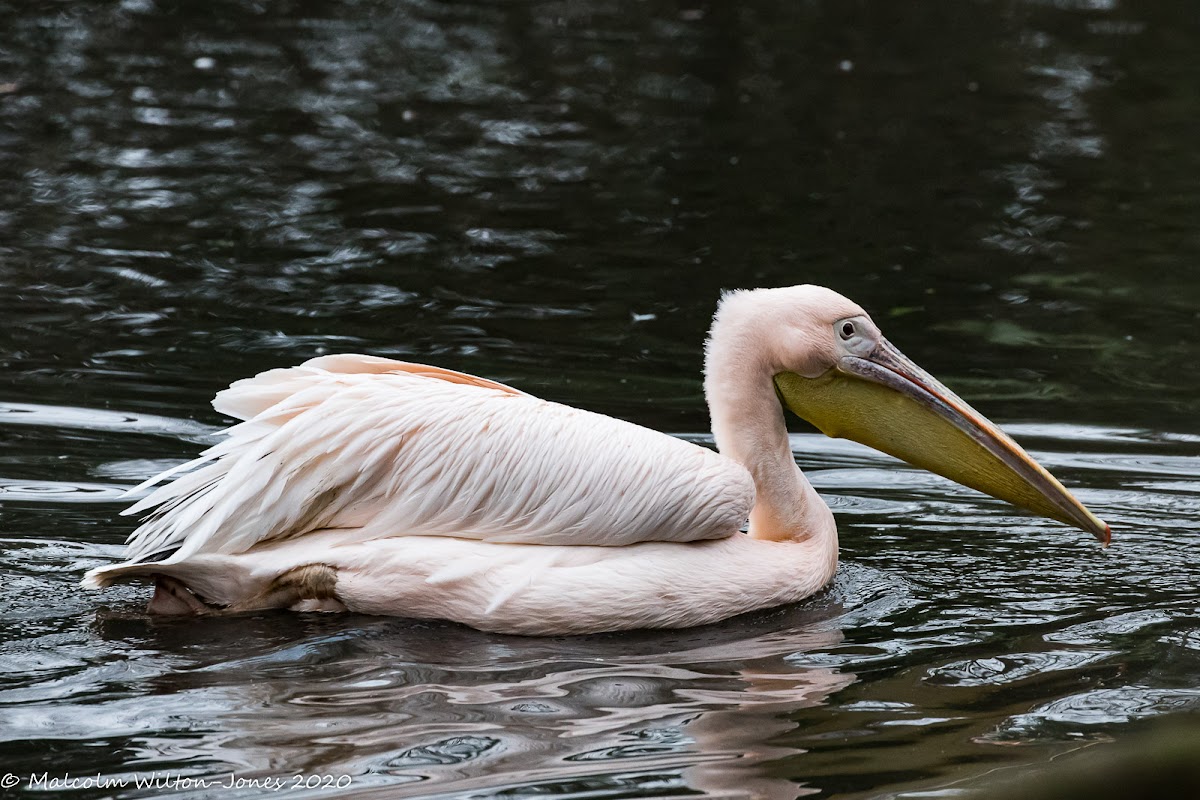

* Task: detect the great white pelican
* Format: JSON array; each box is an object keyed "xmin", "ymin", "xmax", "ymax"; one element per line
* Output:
[{"xmin": 83, "ymin": 285, "xmax": 1108, "ymax": 635}]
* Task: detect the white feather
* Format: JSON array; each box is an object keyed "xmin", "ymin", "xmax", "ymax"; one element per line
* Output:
[{"xmin": 116, "ymin": 355, "xmax": 753, "ymax": 565}]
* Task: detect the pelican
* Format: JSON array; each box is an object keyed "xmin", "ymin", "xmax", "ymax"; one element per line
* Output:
[{"xmin": 83, "ymin": 285, "xmax": 1108, "ymax": 635}]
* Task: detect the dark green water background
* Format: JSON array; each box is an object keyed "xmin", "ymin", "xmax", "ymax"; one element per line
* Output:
[{"xmin": 1, "ymin": 1, "xmax": 1198, "ymax": 798}]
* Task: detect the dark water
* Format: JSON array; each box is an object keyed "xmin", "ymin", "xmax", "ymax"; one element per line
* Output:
[{"xmin": 1, "ymin": 0, "xmax": 1199, "ymax": 797}]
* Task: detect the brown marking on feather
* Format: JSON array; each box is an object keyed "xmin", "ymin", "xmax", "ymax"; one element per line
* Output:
[
  {"xmin": 223, "ymin": 564, "xmax": 339, "ymax": 613},
  {"xmin": 395, "ymin": 364, "xmax": 525, "ymax": 396},
  {"xmin": 305, "ymin": 355, "xmax": 525, "ymax": 396},
  {"xmin": 145, "ymin": 565, "xmax": 340, "ymax": 616}
]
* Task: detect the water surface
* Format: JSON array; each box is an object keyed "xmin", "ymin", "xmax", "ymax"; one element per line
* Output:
[{"xmin": 1, "ymin": 1, "xmax": 1198, "ymax": 798}]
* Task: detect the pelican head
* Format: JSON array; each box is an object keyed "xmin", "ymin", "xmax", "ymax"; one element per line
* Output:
[{"xmin": 714, "ymin": 285, "xmax": 1109, "ymax": 543}]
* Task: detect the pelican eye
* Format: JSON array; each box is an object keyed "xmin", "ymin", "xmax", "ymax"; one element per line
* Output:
[{"xmin": 839, "ymin": 321, "xmax": 855, "ymax": 340}]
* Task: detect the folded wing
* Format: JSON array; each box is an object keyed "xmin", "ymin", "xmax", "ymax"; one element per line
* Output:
[{"xmin": 121, "ymin": 355, "xmax": 753, "ymax": 564}]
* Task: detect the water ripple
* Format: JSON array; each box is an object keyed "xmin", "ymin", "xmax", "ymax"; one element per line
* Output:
[
  {"xmin": 994, "ymin": 686, "xmax": 1200, "ymax": 738},
  {"xmin": 0, "ymin": 402, "xmax": 218, "ymax": 439},
  {"xmin": 0, "ymin": 479, "xmax": 128, "ymax": 503}
]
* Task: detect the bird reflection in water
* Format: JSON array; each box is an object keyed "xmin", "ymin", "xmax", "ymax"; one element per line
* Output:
[{"xmin": 93, "ymin": 606, "xmax": 852, "ymax": 798}]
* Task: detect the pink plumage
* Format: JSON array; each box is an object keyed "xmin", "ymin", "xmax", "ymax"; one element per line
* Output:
[
  {"xmin": 81, "ymin": 286, "xmax": 917, "ymax": 634},
  {"xmin": 114, "ymin": 355, "xmax": 753, "ymax": 564}
]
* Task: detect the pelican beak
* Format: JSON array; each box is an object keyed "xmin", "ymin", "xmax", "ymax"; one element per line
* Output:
[{"xmin": 773, "ymin": 338, "xmax": 1110, "ymax": 543}]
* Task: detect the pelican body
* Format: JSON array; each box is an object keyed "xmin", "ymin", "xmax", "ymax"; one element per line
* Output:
[{"xmin": 83, "ymin": 286, "xmax": 1108, "ymax": 635}]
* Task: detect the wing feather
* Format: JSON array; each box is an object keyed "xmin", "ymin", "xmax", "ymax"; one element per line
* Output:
[{"xmin": 122, "ymin": 355, "xmax": 753, "ymax": 563}]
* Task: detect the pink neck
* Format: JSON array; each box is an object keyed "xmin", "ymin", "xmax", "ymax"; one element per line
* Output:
[{"xmin": 703, "ymin": 327, "xmax": 838, "ymax": 550}]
